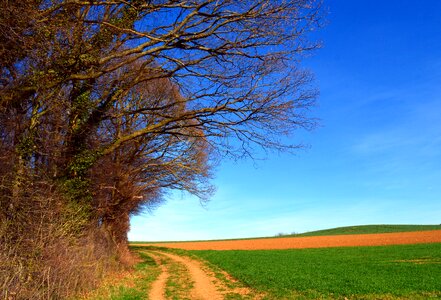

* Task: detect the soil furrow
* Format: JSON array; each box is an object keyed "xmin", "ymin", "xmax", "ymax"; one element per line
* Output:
[{"xmin": 137, "ymin": 230, "xmax": 441, "ymax": 250}]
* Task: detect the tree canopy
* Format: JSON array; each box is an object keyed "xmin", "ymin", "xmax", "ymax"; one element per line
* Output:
[{"xmin": 0, "ymin": 0, "xmax": 322, "ymax": 298}]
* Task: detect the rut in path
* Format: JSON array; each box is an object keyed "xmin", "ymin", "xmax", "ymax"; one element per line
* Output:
[
  {"xmin": 147, "ymin": 251, "xmax": 253, "ymax": 300},
  {"xmin": 148, "ymin": 253, "xmax": 169, "ymax": 300}
]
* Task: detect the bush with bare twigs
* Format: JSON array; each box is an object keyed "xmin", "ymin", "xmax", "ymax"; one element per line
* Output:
[{"xmin": 1, "ymin": 0, "xmax": 322, "ymax": 298}]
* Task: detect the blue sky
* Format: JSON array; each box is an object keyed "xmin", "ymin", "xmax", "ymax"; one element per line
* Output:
[{"xmin": 129, "ymin": 0, "xmax": 441, "ymax": 241}]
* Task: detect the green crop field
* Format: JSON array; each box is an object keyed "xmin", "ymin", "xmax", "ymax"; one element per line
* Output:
[
  {"xmin": 191, "ymin": 243, "xmax": 441, "ymax": 299},
  {"xmin": 290, "ymin": 224, "xmax": 441, "ymax": 237}
]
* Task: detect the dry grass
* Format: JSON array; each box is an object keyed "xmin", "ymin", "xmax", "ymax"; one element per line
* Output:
[
  {"xmin": 0, "ymin": 186, "xmax": 126, "ymax": 300},
  {"xmin": 0, "ymin": 228, "xmax": 121, "ymax": 299}
]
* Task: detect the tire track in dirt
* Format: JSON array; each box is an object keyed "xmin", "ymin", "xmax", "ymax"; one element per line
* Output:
[
  {"xmin": 148, "ymin": 253, "xmax": 168, "ymax": 300},
  {"xmin": 159, "ymin": 252, "xmax": 223, "ymax": 300},
  {"xmin": 138, "ymin": 230, "xmax": 441, "ymax": 250}
]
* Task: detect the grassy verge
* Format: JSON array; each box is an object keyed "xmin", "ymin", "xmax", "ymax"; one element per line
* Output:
[
  {"xmin": 81, "ymin": 251, "xmax": 159, "ymax": 300},
  {"xmin": 190, "ymin": 243, "xmax": 441, "ymax": 299}
]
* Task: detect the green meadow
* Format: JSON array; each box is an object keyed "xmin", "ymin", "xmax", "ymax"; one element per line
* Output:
[
  {"xmin": 290, "ymin": 224, "xmax": 441, "ymax": 237},
  {"xmin": 191, "ymin": 243, "xmax": 441, "ymax": 299}
]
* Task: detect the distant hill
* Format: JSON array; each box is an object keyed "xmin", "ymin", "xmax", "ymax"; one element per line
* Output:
[{"xmin": 289, "ymin": 224, "xmax": 441, "ymax": 237}]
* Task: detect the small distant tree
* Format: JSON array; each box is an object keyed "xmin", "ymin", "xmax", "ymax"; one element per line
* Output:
[{"xmin": 0, "ymin": 0, "xmax": 322, "ymax": 298}]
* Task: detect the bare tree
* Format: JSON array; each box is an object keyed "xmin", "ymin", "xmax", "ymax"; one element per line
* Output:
[{"xmin": 0, "ymin": 1, "xmax": 322, "ymax": 298}]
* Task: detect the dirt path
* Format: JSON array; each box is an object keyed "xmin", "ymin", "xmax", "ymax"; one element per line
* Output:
[
  {"xmin": 148, "ymin": 253, "xmax": 169, "ymax": 300},
  {"xmin": 138, "ymin": 230, "xmax": 441, "ymax": 250},
  {"xmin": 160, "ymin": 252, "xmax": 223, "ymax": 300},
  {"xmin": 146, "ymin": 251, "xmax": 253, "ymax": 300}
]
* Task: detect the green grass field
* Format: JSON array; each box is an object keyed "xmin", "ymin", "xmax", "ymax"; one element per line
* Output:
[
  {"xmin": 191, "ymin": 243, "xmax": 441, "ymax": 299},
  {"xmin": 291, "ymin": 224, "xmax": 441, "ymax": 237},
  {"xmin": 83, "ymin": 252, "xmax": 160, "ymax": 300}
]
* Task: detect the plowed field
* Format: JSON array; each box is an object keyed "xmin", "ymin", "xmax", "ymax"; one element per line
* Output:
[{"xmin": 136, "ymin": 230, "xmax": 441, "ymax": 250}]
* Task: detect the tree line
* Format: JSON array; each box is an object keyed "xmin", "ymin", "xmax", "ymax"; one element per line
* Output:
[{"xmin": 0, "ymin": 0, "xmax": 321, "ymax": 298}]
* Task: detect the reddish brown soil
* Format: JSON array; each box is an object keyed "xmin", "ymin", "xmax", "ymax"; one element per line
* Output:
[{"xmin": 137, "ymin": 230, "xmax": 441, "ymax": 250}]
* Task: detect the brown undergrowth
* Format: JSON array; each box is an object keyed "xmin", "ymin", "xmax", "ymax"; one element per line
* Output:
[{"xmin": 0, "ymin": 185, "xmax": 131, "ymax": 300}]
